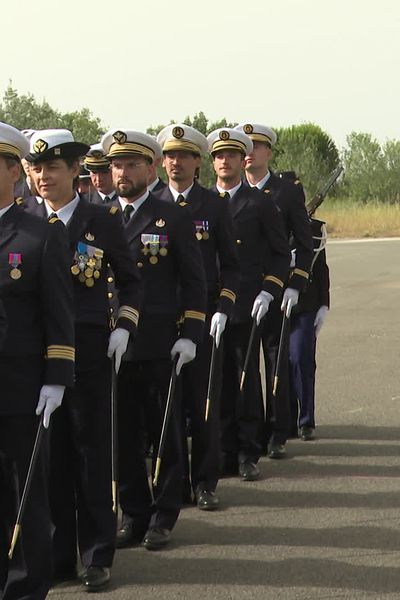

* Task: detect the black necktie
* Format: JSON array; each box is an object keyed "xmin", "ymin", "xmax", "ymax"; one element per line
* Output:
[
  {"xmin": 48, "ymin": 212, "xmax": 58, "ymax": 221},
  {"xmin": 123, "ymin": 204, "xmax": 134, "ymax": 223},
  {"xmin": 104, "ymin": 196, "xmax": 110, "ymax": 203},
  {"xmin": 176, "ymin": 194, "xmax": 185, "ymax": 204}
]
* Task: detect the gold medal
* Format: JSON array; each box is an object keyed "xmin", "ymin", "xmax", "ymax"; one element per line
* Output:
[
  {"xmin": 85, "ymin": 277, "xmax": 95, "ymax": 287},
  {"xmin": 142, "ymin": 247, "xmax": 149, "ymax": 255},
  {"xmin": 196, "ymin": 232, "xmax": 202, "ymax": 241},
  {"xmin": 159, "ymin": 247, "xmax": 168, "ymax": 256},
  {"xmin": 78, "ymin": 272, "xmax": 86, "ymax": 283},
  {"xmin": 85, "ymin": 268, "xmax": 94, "ymax": 278},
  {"xmin": 93, "ymin": 270, "xmax": 100, "ymax": 279},
  {"xmin": 71, "ymin": 265, "xmax": 80, "ymax": 276},
  {"xmin": 10, "ymin": 268, "xmax": 21, "ymax": 280},
  {"xmin": 149, "ymin": 256, "xmax": 158, "ymax": 265},
  {"xmin": 87, "ymin": 258, "xmax": 96, "ymax": 268},
  {"xmin": 202, "ymin": 231, "xmax": 209, "ymax": 240}
]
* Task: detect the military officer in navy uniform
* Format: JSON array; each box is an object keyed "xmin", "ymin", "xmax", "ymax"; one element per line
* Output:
[
  {"xmin": 101, "ymin": 129, "xmax": 207, "ymax": 550},
  {"xmin": 0, "ymin": 123, "xmax": 75, "ymax": 600},
  {"xmin": 235, "ymin": 123, "xmax": 313, "ymax": 458},
  {"xmin": 207, "ymin": 128, "xmax": 290, "ymax": 481},
  {"xmin": 26, "ymin": 129, "xmax": 142, "ymax": 591},
  {"xmin": 155, "ymin": 124, "xmax": 240, "ymax": 510},
  {"xmin": 289, "ymin": 217, "xmax": 330, "ymax": 440},
  {"xmin": 84, "ymin": 144, "xmax": 117, "ymax": 204},
  {"xmin": 147, "ymin": 137, "xmax": 166, "ymax": 193}
]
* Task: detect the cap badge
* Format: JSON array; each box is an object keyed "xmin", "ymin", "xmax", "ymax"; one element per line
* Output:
[
  {"xmin": 33, "ymin": 139, "xmax": 48, "ymax": 154},
  {"xmin": 156, "ymin": 219, "xmax": 165, "ymax": 228},
  {"xmin": 172, "ymin": 126, "xmax": 184, "ymax": 139},
  {"xmin": 113, "ymin": 131, "xmax": 127, "ymax": 144},
  {"xmin": 85, "ymin": 232, "xmax": 95, "ymax": 241},
  {"xmin": 219, "ymin": 130, "xmax": 230, "ymax": 141},
  {"xmin": 92, "ymin": 150, "xmax": 104, "ymax": 159},
  {"xmin": 243, "ymin": 124, "xmax": 253, "ymax": 134},
  {"xmin": 54, "ymin": 148, "xmax": 61, "ymax": 156}
]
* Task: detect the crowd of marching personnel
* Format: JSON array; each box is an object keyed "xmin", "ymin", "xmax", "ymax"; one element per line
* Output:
[{"xmin": 0, "ymin": 120, "xmax": 330, "ymax": 598}]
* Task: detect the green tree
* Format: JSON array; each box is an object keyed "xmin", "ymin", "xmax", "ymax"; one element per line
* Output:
[
  {"xmin": 341, "ymin": 132, "xmax": 384, "ymax": 203},
  {"xmin": 0, "ymin": 84, "xmax": 104, "ymax": 144},
  {"xmin": 272, "ymin": 123, "xmax": 340, "ymax": 199}
]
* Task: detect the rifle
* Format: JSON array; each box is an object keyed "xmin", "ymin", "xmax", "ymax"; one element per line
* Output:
[{"xmin": 306, "ymin": 165, "xmax": 343, "ymax": 216}]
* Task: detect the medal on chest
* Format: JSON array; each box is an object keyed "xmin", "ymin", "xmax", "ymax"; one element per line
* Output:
[{"xmin": 9, "ymin": 253, "xmax": 22, "ymax": 280}]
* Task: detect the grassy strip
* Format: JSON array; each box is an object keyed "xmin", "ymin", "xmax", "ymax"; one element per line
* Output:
[{"xmin": 317, "ymin": 199, "xmax": 400, "ymax": 238}]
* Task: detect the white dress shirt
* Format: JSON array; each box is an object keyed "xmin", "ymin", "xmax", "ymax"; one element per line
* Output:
[
  {"xmin": 168, "ymin": 182, "xmax": 194, "ymax": 202},
  {"xmin": 118, "ymin": 190, "xmax": 150, "ymax": 220},
  {"xmin": 44, "ymin": 193, "xmax": 81, "ymax": 225},
  {"xmin": 216, "ymin": 181, "xmax": 242, "ymax": 198}
]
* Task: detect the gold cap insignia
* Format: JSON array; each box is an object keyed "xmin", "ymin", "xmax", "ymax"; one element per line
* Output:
[
  {"xmin": 172, "ymin": 126, "xmax": 184, "ymax": 139},
  {"xmin": 155, "ymin": 219, "xmax": 165, "ymax": 228},
  {"xmin": 113, "ymin": 130, "xmax": 127, "ymax": 144},
  {"xmin": 219, "ymin": 130, "xmax": 230, "ymax": 141},
  {"xmin": 243, "ymin": 124, "xmax": 253, "ymax": 134},
  {"xmin": 85, "ymin": 232, "xmax": 95, "ymax": 241},
  {"xmin": 92, "ymin": 150, "xmax": 104, "ymax": 159},
  {"xmin": 33, "ymin": 139, "xmax": 48, "ymax": 154}
]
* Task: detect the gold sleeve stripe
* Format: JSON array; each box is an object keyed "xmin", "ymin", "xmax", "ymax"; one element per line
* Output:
[
  {"xmin": 118, "ymin": 305, "xmax": 139, "ymax": 326},
  {"xmin": 220, "ymin": 288, "xmax": 236, "ymax": 303},
  {"xmin": 293, "ymin": 268, "xmax": 309, "ymax": 280},
  {"xmin": 184, "ymin": 310, "xmax": 206, "ymax": 322},
  {"xmin": 264, "ymin": 275, "xmax": 284, "ymax": 288},
  {"xmin": 46, "ymin": 345, "xmax": 75, "ymax": 361}
]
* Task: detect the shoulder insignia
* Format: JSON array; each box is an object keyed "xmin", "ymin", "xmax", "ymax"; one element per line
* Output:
[
  {"xmin": 109, "ymin": 206, "xmax": 118, "ymax": 215},
  {"xmin": 15, "ymin": 197, "xmax": 24, "ymax": 206},
  {"xmin": 48, "ymin": 217, "xmax": 61, "ymax": 224},
  {"xmin": 294, "ymin": 179, "xmax": 301, "ymax": 185},
  {"xmin": 156, "ymin": 218, "xmax": 165, "ymax": 228}
]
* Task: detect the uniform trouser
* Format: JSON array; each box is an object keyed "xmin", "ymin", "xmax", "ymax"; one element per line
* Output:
[
  {"xmin": 118, "ymin": 358, "xmax": 183, "ymax": 532},
  {"xmin": 289, "ymin": 311, "xmax": 317, "ymax": 429},
  {"xmin": 262, "ymin": 299, "xmax": 292, "ymax": 446},
  {"xmin": 181, "ymin": 316, "xmax": 223, "ymax": 494},
  {"xmin": 220, "ymin": 320, "xmax": 264, "ymax": 466},
  {"xmin": 49, "ymin": 357, "xmax": 116, "ymax": 573},
  {"xmin": 0, "ymin": 415, "xmax": 51, "ymax": 600}
]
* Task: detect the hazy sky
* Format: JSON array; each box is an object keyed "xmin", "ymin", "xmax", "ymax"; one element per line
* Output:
[{"xmin": 3, "ymin": 0, "xmax": 400, "ymax": 147}]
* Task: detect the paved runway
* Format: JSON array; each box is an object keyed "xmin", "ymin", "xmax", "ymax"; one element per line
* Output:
[{"xmin": 50, "ymin": 239, "xmax": 400, "ymax": 599}]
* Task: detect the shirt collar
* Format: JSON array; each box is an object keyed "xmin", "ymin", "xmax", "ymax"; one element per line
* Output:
[
  {"xmin": 148, "ymin": 177, "xmax": 160, "ymax": 192},
  {"xmin": 168, "ymin": 182, "xmax": 194, "ymax": 202},
  {"xmin": 118, "ymin": 190, "xmax": 149, "ymax": 217},
  {"xmin": 248, "ymin": 170, "xmax": 271, "ymax": 190},
  {"xmin": 216, "ymin": 181, "xmax": 242, "ymax": 198},
  {"xmin": 44, "ymin": 193, "xmax": 81, "ymax": 225},
  {"xmin": 0, "ymin": 203, "xmax": 14, "ymax": 219},
  {"xmin": 98, "ymin": 190, "xmax": 116, "ymax": 201}
]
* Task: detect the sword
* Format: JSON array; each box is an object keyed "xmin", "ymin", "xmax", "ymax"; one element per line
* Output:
[
  {"xmin": 153, "ymin": 357, "xmax": 178, "ymax": 487},
  {"xmin": 111, "ymin": 357, "xmax": 118, "ymax": 514},
  {"xmin": 205, "ymin": 338, "xmax": 218, "ymax": 422},
  {"xmin": 271, "ymin": 298, "xmax": 293, "ymax": 422},
  {"xmin": 240, "ymin": 318, "xmax": 258, "ymax": 392}
]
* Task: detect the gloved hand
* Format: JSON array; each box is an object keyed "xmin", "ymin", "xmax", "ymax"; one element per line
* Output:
[
  {"xmin": 251, "ymin": 291, "xmax": 274, "ymax": 325},
  {"xmin": 314, "ymin": 305, "xmax": 329, "ymax": 337},
  {"xmin": 209, "ymin": 312, "xmax": 227, "ymax": 348},
  {"xmin": 171, "ymin": 338, "xmax": 197, "ymax": 375},
  {"xmin": 107, "ymin": 328, "xmax": 130, "ymax": 373},
  {"xmin": 281, "ymin": 287, "xmax": 299, "ymax": 312},
  {"xmin": 290, "ymin": 249, "xmax": 296, "ymax": 268},
  {"xmin": 36, "ymin": 385, "xmax": 65, "ymax": 428}
]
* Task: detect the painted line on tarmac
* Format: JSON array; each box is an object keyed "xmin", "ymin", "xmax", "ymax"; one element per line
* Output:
[{"xmin": 329, "ymin": 237, "xmax": 400, "ymax": 244}]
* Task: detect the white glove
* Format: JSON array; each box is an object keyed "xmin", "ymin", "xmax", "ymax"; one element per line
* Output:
[
  {"xmin": 251, "ymin": 291, "xmax": 274, "ymax": 325},
  {"xmin": 290, "ymin": 249, "xmax": 296, "ymax": 268},
  {"xmin": 171, "ymin": 338, "xmax": 197, "ymax": 375},
  {"xmin": 107, "ymin": 328, "xmax": 130, "ymax": 373},
  {"xmin": 36, "ymin": 385, "xmax": 65, "ymax": 428},
  {"xmin": 281, "ymin": 287, "xmax": 299, "ymax": 312},
  {"xmin": 314, "ymin": 305, "xmax": 329, "ymax": 337},
  {"xmin": 209, "ymin": 312, "xmax": 227, "ymax": 348}
]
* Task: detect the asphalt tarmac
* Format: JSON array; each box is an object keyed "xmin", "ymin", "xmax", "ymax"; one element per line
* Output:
[{"xmin": 50, "ymin": 239, "xmax": 400, "ymax": 600}]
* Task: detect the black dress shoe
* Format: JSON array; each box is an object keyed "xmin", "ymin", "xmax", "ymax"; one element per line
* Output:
[
  {"xmin": 116, "ymin": 522, "xmax": 146, "ymax": 548},
  {"xmin": 239, "ymin": 461, "xmax": 260, "ymax": 481},
  {"xmin": 301, "ymin": 426, "xmax": 315, "ymax": 441},
  {"xmin": 196, "ymin": 489, "xmax": 220, "ymax": 510},
  {"xmin": 81, "ymin": 566, "xmax": 110, "ymax": 591},
  {"xmin": 143, "ymin": 528, "xmax": 171, "ymax": 550},
  {"xmin": 268, "ymin": 443, "xmax": 286, "ymax": 459}
]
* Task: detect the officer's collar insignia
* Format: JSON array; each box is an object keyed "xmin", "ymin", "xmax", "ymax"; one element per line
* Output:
[
  {"xmin": 264, "ymin": 189, "xmax": 270, "ymax": 194},
  {"xmin": 219, "ymin": 130, "xmax": 230, "ymax": 141},
  {"xmin": 33, "ymin": 139, "xmax": 48, "ymax": 154},
  {"xmin": 172, "ymin": 126, "xmax": 184, "ymax": 139},
  {"xmin": 113, "ymin": 130, "xmax": 127, "ymax": 144},
  {"xmin": 15, "ymin": 197, "xmax": 24, "ymax": 206},
  {"xmin": 155, "ymin": 218, "xmax": 166, "ymax": 227},
  {"xmin": 85, "ymin": 232, "xmax": 95, "ymax": 241},
  {"xmin": 178, "ymin": 201, "xmax": 188, "ymax": 206},
  {"xmin": 109, "ymin": 206, "xmax": 118, "ymax": 214},
  {"xmin": 243, "ymin": 124, "xmax": 253, "ymax": 134}
]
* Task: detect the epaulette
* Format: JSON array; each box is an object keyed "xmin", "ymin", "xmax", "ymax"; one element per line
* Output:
[
  {"xmin": 15, "ymin": 197, "xmax": 24, "ymax": 206},
  {"xmin": 109, "ymin": 206, "xmax": 118, "ymax": 215},
  {"xmin": 48, "ymin": 217, "xmax": 61, "ymax": 224}
]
